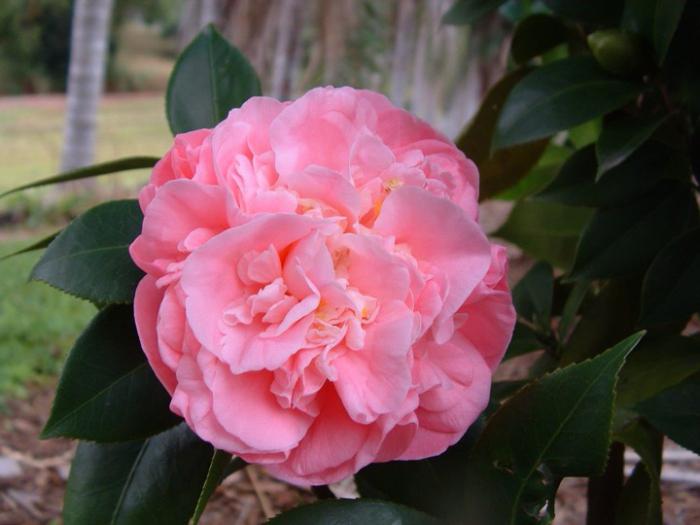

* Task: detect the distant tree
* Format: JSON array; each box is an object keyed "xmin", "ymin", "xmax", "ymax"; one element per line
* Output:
[{"xmin": 60, "ymin": 0, "xmax": 114, "ymax": 172}]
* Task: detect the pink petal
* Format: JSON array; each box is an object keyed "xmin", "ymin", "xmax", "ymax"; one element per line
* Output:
[
  {"xmin": 331, "ymin": 233, "xmax": 411, "ymax": 302},
  {"xmin": 458, "ymin": 246, "xmax": 516, "ymax": 371},
  {"xmin": 374, "ymin": 186, "xmax": 491, "ymax": 343},
  {"xmin": 181, "ymin": 214, "xmax": 319, "ymax": 350},
  {"xmin": 133, "ymin": 276, "xmax": 176, "ymax": 393},
  {"xmin": 282, "ymin": 165, "xmax": 361, "ymax": 222},
  {"xmin": 266, "ymin": 389, "xmax": 369, "ymax": 485},
  {"xmin": 333, "ymin": 300, "xmax": 413, "ymax": 423},
  {"xmin": 130, "ymin": 179, "xmax": 229, "ymax": 277},
  {"xmin": 211, "ymin": 368, "xmax": 313, "ymax": 452}
]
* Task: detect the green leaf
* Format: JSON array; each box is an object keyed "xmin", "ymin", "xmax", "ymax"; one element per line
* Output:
[
  {"xmin": 41, "ymin": 305, "xmax": 180, "ymax": 442},
  {"xmin": 543, "ymin": 0, "xmax": 624, "ymax": 25},
  {"xmin": 568, "ymin": 118, "xmax": 602, "ymax": 149},
  {"xmin": 557, "ymin": 280, "xmax": 589, "ymax": 342},
  {"xmin": 650, "ymin": 1, "xmax": 687, "ymax": 64},
  {"xmin": 355, "ymin": 432, "xmax": 476, "ymax": 520},
  {"xmin": 496, "ymin": 144, "xmax": 571, "ymax": 200},
  {"xmin": 494, "ymin": 56, "xmax": 642, "ymax": 149},
  {"xmin": 0, "ymin": 230, "xmax": 60, "ymax": 261},
  {"xmin": 30, "ymin": 200, "xmax": 144, "ymax": 304},
  {"xmin": 639, "ymin": 226, "xmax": 700, "ymax": 325},
  {"xmin": 64, "ymin": 424, "xmax": 215, "ymax": 525},
  {"xmin": 456, "ymin": 69, "xmax": 549, "ymax": 200},
  {"xmin": 511, "ymin": 14, "xmax": 569, "ymax": 65},
  {"xmin": 596, "ymin": 114, "xmax": 668, "ymax": 177},
  {"xmin": 614, "ymin": 420, "xmax": 663, "ymax": 525},
  {"xmin": 636, "ymin": 374, "xmax": 700, "ymax": 454},
  {"xmin": 494, "ymin": 200, "xmax": 593, "ymax": 270},
  {"xmin": 63, "ymin": 439, "xmax": 144, "ymax": 525},
  {"xmin": 0, "ymin": 157, "xmax": 159, "ymax": 199},
  {"xmin": 622, "ymin": 0, "xmax": 687, "ymax": 64},
  {"xmin": 167, "ymin": 25, "xmax": 261, "ymax": 135},
  {"xmin": 617, "ymin": 335, "xmax": 700, "ymax": 407},
  {"xmin": 512, "ymin": 261, "xmax": 553, "ymax": 331},
  {"xmin": 190, "ymin": 451, "xmax": 244, "ymax": 525},
  {"xmin": 504, "ymin": 322, "xmax": 544, "ymax": 361},
  {"xmin": 267, "ymin": 499, "xmax": 438, "ymax": 525},
  {"xmin": 441, "ymin": 0, "xmax": 508, "ymax": 25},
  {"xmin": 537, "ymin": 141, "xmax": 682, "ymax": 207},
  {"xmin": 462, "ymin": 332, "xmax": 644, "ymax": 525},
  {"xmin": 561, "ymin": 279, "xmax": 640, "ymax": 365},
  {"xmin": 569, "ymin": 183, "xmax": 697, "ymax": 280}
]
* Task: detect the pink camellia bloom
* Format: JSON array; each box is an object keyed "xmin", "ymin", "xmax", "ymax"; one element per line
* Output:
[{"xmin": 130, "ymin": 87, "xmax": 515, "ymax": 485}]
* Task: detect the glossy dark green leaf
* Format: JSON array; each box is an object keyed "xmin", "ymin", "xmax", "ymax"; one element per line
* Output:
[
  {"xmin": 30, "ymin": 200, "xmax": 144, "ymax": 304},
  {"xmin": 615, "ymin": 463, "xmax": 661, "ymax": 525},
  {"xmin": 495, "ymin": 200, "xmax": 592, "ymax": 270},
  {"xmin": 494, "ymin": 56, "xmax": 642, "ymax": 149},
  {"xmin": 0, "ymin": 157, "xmax": 159, "ymax": 198},
  {"xmin": 456, "ymin": 68, "xmax": 549, "ymax": 200},
  {"xmin": 504, "ymin": 322, "xmax": 544, "ymax": 360},
  {"xmin": 511, "ymin": 14, "xmax": 569, "ymax": 65},
  {"xmin": 63, "ymin": 439, "xmax": 144, "ymax": 525},
  {"xmin": 441, "ymin": 0, "xmax": 508, "ymax": 25},
  {"xmin": 41, "ymin": 305, "xmax": 180, "ymax": 442},
  {"xmin": 569, "ymin": 183, "xmax": 697, "ymax": 280},
  {"xmin": 543, "ymin": 0, "xmax": 624, "ymax": 25},
  {"xmin": 561, "ymin": 279, "xmax": 640, "ymax": 365},
  {"xmin": 190, "ymin": 451, "xmax": 244, "ymax": 525},
  {"xmin": 614, "ymin": 420, "xmax": 663, "ymax": 525},
  {"xmin": 64, "ymin": 424, "xmax": 215, "ymax": 525},
  {"xmin": 537, "ymin": 141, "xmax": 682, "ymax": 207},
  {"xmin": 512, "ymin": 261, "xmax": 553, "ymax": 331},
  {"xmin": 166, "ymin": 25, "xmax": 261, "ymax": 134},
  {"xmin": 596, "ymin": 113, "xmax": 667, "ymax": 177},
  {"xmin": 617, "ymin": 335, "xmax": 700, "ymax": 407},
  {"xmin": 652, "ymin": 1, "xmax": 687, "ymax": 64},
  {"xmin": 0, "ymin": 230, "xmax": 59, "ymax": 261},
  {"xmin": 637, "ymin": 374, "xmax": 700, "ymax": 455},
  {"xmin": 462, "ymin": 332, "xmax": 644, "ymax": 525},
  {"xmin": 267, "ymin": 499, "xmax": 438, "ymax": 525},
  {"xmin": 639, "ymin": 226, "xmax": 700, "ymax": 325},
  {"xmin": 557, "ymin": 280, "xmax": 589, "ymax": 342},
  {"xmin": 624, "ymin": 0, "xmax": 687, "ymax": 65},
  {"xmin": 356, "ymin": 433, "xmax": 476, "ymax": 520},
  {"xmin": 496, "ymin": 144, "xmax": 571, "ymax": 200}
]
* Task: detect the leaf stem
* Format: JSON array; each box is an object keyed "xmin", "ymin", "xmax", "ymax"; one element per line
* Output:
[{"xmin": 586, "ymin": 441, "xmax": 625, "ymax": 525}]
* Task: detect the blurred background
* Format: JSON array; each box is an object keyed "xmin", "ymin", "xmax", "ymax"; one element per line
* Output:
[{"xmin": 3, "ymin": 2, "xmax": 698, "ymax": 524}]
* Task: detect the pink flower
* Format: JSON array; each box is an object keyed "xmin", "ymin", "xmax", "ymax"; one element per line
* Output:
[{"xmin": 130, "ymin": 87, "xmax": 515, "ymax": 485}]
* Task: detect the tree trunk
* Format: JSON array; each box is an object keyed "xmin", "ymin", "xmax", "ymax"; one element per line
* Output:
[
  {"xmin": 59, "ymin": 0, "xmax": 114, "ymax": 172},
  {"xmin": 200, "ymin": 0, "xmax": 222, "ymax": 28},
  {"xmin": 389, "ymin": 0, "xmax": 416, "ymax": 107},
  {"xmin": 269, "ymin": 0, "xmax": 298, "ymax": 99}
]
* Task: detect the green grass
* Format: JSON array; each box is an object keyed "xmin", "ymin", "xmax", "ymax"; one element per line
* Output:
[
  {"xmin": 0, "ymin": 237, "xmax": 94, "ymax": 401},
  {"xmin": 0, "ymin": 94, "xmax": 173, "ymax": 193}
]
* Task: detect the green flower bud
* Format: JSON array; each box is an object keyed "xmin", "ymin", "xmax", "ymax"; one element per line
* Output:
[{"xmin": 587, "ymin": 29, "xmax": 647, "ymax": 77}]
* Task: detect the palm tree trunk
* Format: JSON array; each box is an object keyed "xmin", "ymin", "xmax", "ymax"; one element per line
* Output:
[{"xmin": 59, "ymin": 0, "xmax": 114, "ymax": 172}]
